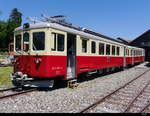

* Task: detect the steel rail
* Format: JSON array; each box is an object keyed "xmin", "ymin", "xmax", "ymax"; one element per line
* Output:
[
  {"xmin": 0, "ymin": 87, "xmax": 17, "ymax": 92},
  {"xmin": 0, "ymin": 88, "xmax": 37, "ymax": 100},
  {"xmin": 139, "ymin": 101, "xmax": 150, "ymax": 113},
  {"xmin": 80, "ymin": 68, "xmax": 150, "ymax": 113},
  {"xmin": 123, "ymin": 80, "xmax": 150, "ymax": 113},
  {"xmin": 0, "ymin": 64, "xmax": 13, "ymax": 67}
]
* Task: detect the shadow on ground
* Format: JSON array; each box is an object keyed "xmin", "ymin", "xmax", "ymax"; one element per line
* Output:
[
  {"xmin": 145, "ymin": 61, "xmax": 150, "ymax": 67},
  {"xmin": 22, "ymin": 62, "xmax": 150, "ymax": 92}
]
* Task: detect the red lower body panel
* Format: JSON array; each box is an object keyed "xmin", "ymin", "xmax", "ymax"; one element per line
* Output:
[
  {"xmin": 134, "ymin": 56, "xmax": 143, "ymax": 63},
  {"xmin": 76, "ymin": 56, "xmax": 123, "ymax": 74},
  {"xmin": 14, "ymin": 55, "xmax": 144, "ymax": 80},
  {"xmin": 14, "ymin": 55, "xmax": 67, "ymax": 79},
  {"xmin": 126, "ymin": 57, "xmax": 132, "ymax": 65}
]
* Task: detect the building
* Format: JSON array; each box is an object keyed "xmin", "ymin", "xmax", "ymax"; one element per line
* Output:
[
  {"xmin": 130, "ymin": 30, "xmax": 150, "ymax": 61},
  {"xmin": 116, "ymin": 37, "xmax": 131, "ymax": 45}
]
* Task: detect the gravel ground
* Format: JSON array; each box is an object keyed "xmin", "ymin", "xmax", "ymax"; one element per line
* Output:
[
  {"xmin": 90, "ymin": 67, "xmax": 150, "ymax": 113},
  {"xmin": 0, "ymin": 62, "xmax": 149, "ymax": 113}
]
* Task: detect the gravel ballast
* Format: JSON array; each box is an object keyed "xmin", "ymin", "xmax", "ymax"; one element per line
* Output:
[{"xmin": 0, "ymin": 62, "xmax": 149, "ymax": 113}]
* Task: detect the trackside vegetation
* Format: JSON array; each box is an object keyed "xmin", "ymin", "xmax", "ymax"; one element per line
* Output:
[{"xmin": 0, "ymin": 66, "xmax": 13, "ymax": 88}]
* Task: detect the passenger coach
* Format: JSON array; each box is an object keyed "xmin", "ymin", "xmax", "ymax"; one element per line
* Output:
[{"xmin": 11, "ymin": 15, "xmax": 145, "ymax": 87}]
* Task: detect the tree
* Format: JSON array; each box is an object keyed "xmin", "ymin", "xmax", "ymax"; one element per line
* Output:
[
  {"xmin": 0, "ymin": 21, "xmax": 7, "ymax": 49},
  {"xmin": 0, "ymin": 8, "xmax": 22, "ymax": 51},
  {"xmin": 5, "ymin": 20, "xmax": 16, "ymax": 48},
  {"xmin": 9, "ymin": 8, "xmax": 22, "ymax": 27},
  {"xmin": 4, "ymin": 8, "xmax": 22, "ymax": 49}
]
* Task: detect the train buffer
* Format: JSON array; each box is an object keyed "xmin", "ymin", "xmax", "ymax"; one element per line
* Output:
[{"xmin": 67, "ymin": 79, "xmax": 79, "ymax": 89}]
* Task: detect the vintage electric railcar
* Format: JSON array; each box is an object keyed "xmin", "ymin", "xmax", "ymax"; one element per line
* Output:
[{"xmin": 11, "ymin": 16, "xmax": 145, "ymax": 87}]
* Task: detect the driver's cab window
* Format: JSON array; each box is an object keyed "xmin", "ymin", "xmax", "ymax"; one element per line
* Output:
[
  {"xmin": 23, "ymin": 32, "xmax": 29, "ymax": 51},
  {"xmin": 15, "ymin": 34, "xmax": 21, "ymax": 51}
]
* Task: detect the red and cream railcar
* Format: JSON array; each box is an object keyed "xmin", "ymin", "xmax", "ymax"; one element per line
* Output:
[{"xmin": 11, "ymin": 20, "xmax": 145, "ymax": 87}]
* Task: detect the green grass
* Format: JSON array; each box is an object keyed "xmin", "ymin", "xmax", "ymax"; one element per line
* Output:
[
  {"xmin": 0, "ymin": 52, "xmax": 8, "ymax": 55},
  {"xmin": 0, "ymin": 66, "xmax": 13, "ymax": 88}
]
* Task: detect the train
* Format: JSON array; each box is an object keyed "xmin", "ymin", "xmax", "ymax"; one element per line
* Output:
[{"xmin": 11, "ymin": 15, "xmax": 145, "ymax": 88}]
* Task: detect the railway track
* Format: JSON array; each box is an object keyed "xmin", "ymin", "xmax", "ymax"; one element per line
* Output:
[
  {"xmin": 80, "ymin": 68, "xmax": 150, "ymax": 113},
  {"xmin": 0, "ymin": 64, "xmax": 13, "ymax": 67},
  {"xmin": 0, "ymin": 87, "xmax": 37, "ymax": 100}
]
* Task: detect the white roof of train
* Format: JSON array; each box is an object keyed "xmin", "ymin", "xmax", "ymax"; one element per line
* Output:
[{"xmin": 15, "ymin": 22, "xmax": 143, "ymax": 50}]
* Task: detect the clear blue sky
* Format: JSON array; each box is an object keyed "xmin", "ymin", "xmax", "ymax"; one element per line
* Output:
[{"xmin": 0, "ymin": 0, "xmax": 150, "ymax": 40}]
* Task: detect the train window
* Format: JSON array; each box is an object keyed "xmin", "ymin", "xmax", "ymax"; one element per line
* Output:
[
  {"xmin": 106, "ymin": 44, "xmax": 110, "ymax": 55},
  {"xmin": 125, "ymin": 49, "xmax": 127, "ymax": 56},
  {"xmin": 99, "ymin": 43, "xmax": 104, "ymax": 55},
  {"xmin": 51, "ymin": 33, "xmax": 57, "ymax": 51},
  {"xmin": 33, "ymin": 32, "xmax": 45, "ymax": 50},
  {"xmin": 139, "ymin": 51, "xmax": 141, "ymax": 56},
  {"xmin": 10, "ymin": 45, "xmax": 14, "ymax": 52},
  {"xmin": 127, "ymin": 49, "xmax": 129, "ymax": 56},
  {"xmin": 131, "ymin": 50, "xmax": 133, "ymax": 56},
  {"xmin": 51, "ymin": 33, "xmax": 65, "ymax": 51},
  {"xmin": 57, "ymin": 34, "xmax": 64, "ymax": 51},
  {"xmin": 82, "ymin": 39, "xmax": 87, "ymax": 53},
  {"xmin": 117, "ymin": 47, "xmax": 120, "ymax": 56},
  {"xmin": 112, "ymin": 45, "xmax": 115, "ymax": 55},
  {"xmin": 15, "ymin": 35, "xmax": 21, "ymax": 51},
  {"xmin": 23, "ymin": 32, "xmax": 29, "ymax": 51},
  {"xmin": 91, "ymin": 41, "xmax": 96, "ymax": 53}
]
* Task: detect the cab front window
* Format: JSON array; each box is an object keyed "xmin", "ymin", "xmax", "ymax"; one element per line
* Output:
[
  {"xmin": 15, "ymin": 34, "xmax": 21, "ymax": 51},
  {"xmin": 23, "ymin": 32, "xmax": 29, "ymax": 51},
  {"xmin": 33, "ymin": 32, "xmax": 45, "ymax": 51}
]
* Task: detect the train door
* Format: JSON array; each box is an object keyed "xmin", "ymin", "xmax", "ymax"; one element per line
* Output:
[
  {"xmin": 67, "ymin": 33, "xmax": 76, "ymax": 80},
  {"xmin": 131, "ymin": 49, "xmax": 134, "ymax": 66},
  {"xmin": 123, "ymin": 47, "xmax": 126, "ymax": 67}
]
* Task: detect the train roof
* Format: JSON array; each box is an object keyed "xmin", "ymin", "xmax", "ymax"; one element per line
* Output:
[{"xmin": 15, "ymin": 22, "xmax": 143, "ymax": 50}]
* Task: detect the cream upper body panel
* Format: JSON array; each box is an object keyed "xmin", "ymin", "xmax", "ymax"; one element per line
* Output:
[{"xmin": 14, "ymin": 22, "xmax": 145, "ymax": 57}]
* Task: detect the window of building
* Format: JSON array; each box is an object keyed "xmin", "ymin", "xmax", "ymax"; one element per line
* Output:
[
  {"xmin": 99, "ymin": 42, "xmax": 104, "ymax": 55},
  {"xmin": 106, "ymin": 44, "xmax": 110, "ymax": 55},
  {"xmin": 15, "ymin": 34, "xmax": 21, "ymax": 51},
  {"xmin": 112, "ymin": 45, "xmax": 115, "ymax": 55},
  {"xmin": 91, "ymin": 41, "xmax": 96, "ymax": 53}
]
